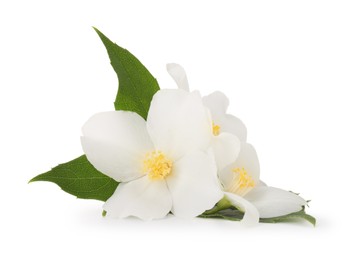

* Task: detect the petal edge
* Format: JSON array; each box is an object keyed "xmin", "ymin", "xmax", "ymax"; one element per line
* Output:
[
  {"xmin": 244, "ymin": 186, "xmax": 307, "ymax": 218},
  {"xmin": 224, "ymin": 192, "xmax": 260, "ymax": 226},
  {"xmin": 103, "ymin": 176, "xmax": 172, "ymax": 220}
]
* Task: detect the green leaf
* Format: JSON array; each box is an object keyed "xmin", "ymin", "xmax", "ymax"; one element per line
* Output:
[
  {"xmin": 199, "ymin": 208, "xmax": 244, "ymax": 221},
  {"xmin": 30, "ymin": 155, "xmax": 119, "ymax": 201},
  {"xmin": 199, "ymin": 207, "xmax": 316, "ymax": 226},
  {"xmin": 31, "ymin": 29, "xmax": 158, "ymax": 202},
  {"xmin": 260, "ymin": 209, "xmax": 316, "ymax": 226},
  {"xmin": 202, "ymin": 196, "xmax": 233, "ymax": 214},
  {"xmin": 93, "ymin": 27, "xmax": 160, "ymax": 119}
]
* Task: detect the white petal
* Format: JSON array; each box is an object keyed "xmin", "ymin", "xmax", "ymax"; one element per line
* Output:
[
  {"xmin": 215, "ymin": 114, "xmax": 247, "ymax": 142},
  {"xmin": 203, "ymin": 91, "xmax": 247, "ymax": 142},
  {"xmin": 244, "ymin": 186, "xmax": 307, "ymax": 218},
  {"xmin": 202, "ymin": 91, "xmax": 229, "ymax": 116},
  {"xmin": 81, "ymin": 111, "xmax": 154, "ymax": 181},
  {"xmin": 81, "ymin": 137, "xmax": 143, "ymax": 182},
  {"xmin": 82, "ymin": 111, "xmax": 151, "ymax": 147},
  {"xmin": 166, "ymin": 150, "xmax": 223, "ymax": 218},
  {"xmin": 233, "ymin": 142, "xmax": 260, "ymax": 183},
  {"xmin": 224, "ymin": 192, "xmax": 260, "ymax": 226},
  {"xmin": 211, "ymin": 133, "xmax": 241, "ymax": 171},
  {"xmin": 147, "ymin": 89, "xmax": 212, "ymax": 160},
  {"xmin": 103, "ymin": 176, "xmax": 172, "ymax": 220},
  {"xmin": 219, "ymin": 142, "xmax": 260, "ymax": 186},
  {"xmin": 166, "ymin": 63, "xmax": 189, "ymax": 91}
]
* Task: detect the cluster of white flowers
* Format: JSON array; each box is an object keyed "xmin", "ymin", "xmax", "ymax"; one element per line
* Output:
[{"xmin": 81, "ymin": 64, "xmax": 306, "ymax": 225}]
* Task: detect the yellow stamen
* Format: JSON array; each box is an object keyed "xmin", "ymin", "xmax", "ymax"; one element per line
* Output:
[
  {"xmin": 225, "ymin": 167, "xmax": 255, "ymax": 196},
  {"xmin": 212, "ymin": 122, "xmax": 221, "ymax": 136},
  {"xmin": 143, "ymin": 151, "xmax": 173, "ymax": 180}
]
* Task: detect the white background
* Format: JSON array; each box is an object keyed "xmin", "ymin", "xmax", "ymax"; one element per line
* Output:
[{"xmin": 1, "ymin": 0, "xmax": 351, "ymax": 259}]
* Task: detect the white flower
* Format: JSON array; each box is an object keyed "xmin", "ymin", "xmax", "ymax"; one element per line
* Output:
[
  {"xmin": 166, "ymin": 64, "xmax": 306, "ymax": 225},
  {"xmin": 81, "ymin": 89, "xmax": 223, "ymax": 220},
  {"xmin": 203, "ymin": 91, "xmax": 247, "ymax": 142},
  {"xmin": 167, "ymin": 63, "xmax": 242, "ymax": 170},
  {"xmin": 220, "ymin": 143, "xmax": 308, "ymax": 225},
  {"xmin": 167, "ymin": 63, "xmax": 247, "ymax": 142}
]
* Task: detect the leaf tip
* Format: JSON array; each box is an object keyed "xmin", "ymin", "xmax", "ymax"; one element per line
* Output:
[
  {"xmin": 28, "ymin": 176, "xmax": 39, "ymax": 184},
  {"xmin": 309, "ymin": 216, "xmax": 317, "ymax": 227},
  {"xmin": 92, "ymin": 26, "xmax": 106, "ymax": 41},
  {"xmin": 28, "ymin": 171, "xmax": 48, "ymax": 184},
  {"xmin": 92, "ymin": 26, "xmax": 100, "ymax": 34}
]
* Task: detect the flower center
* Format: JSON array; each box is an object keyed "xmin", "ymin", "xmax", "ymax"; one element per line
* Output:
[
  {"xmin": 143, "ymin": 151, "xmax": 173, "ymax": 180},
  {"xmin": 225, "ymin": 167, "xmax": 255, "ymax": 196},
  {"xmin": 212, "ymin": 122, "xmax": 221, "ymax": 136}
]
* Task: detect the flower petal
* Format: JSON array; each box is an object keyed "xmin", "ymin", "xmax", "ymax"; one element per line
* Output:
[
  {"xmin": 212, "ymin": 133, "xmax": 241, "ymax": 171},
  {"xmin": 82, "ymin": 111, "xmax": 151, "ymax": 146},
  {"xmin": 166, "ymin": 150, "xmax": 223, "ymax": 218},
  {"xmin": 103, "ymin": 176, "xmax": 172, "ymax": 220},
  {"xmin": 216, "ymin": 114, "xmax": 247, "ymax": 142},
  {"xmin": 81, "ymin": 137, "xmax": 143, "ymax": 182},
  {"xmin": 224, "ymin": 192, "xmax": 260, "ymax": 226},
  {"xmin": 81, "ymin": 111, "xmax": 154, "ymax": 181},
  {"xmin": 202, "ymin": 91, "xmax": 229, "ymax": 116},
  {"xmin": 234, "ymin": 143, "xmax": 260, "ymax": 182},
  {"xmin": 147, "ymin": 89, "xmax": 212, "ymax": 160},
  {"xmin": 166, "ymin": 63, "xmax": 189, "ymax": 91},
  {"xmin": 244, "ymin": 186, "xmax": 307, "ymax": 218},
  {"xmin": 203, "ymin": 91, "xmax": 247, "ymax": 142},
  {"xmin": 219, "ymin": 142, "xmax": 260, "ymax": 187}
]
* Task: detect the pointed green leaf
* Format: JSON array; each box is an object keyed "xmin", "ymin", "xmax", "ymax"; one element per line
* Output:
[
  {"xmin": 30, "ymin": 155, "xmax": 119, "ymax": 201},
  {"xmin": 260, "ymin": 209, "xmax": 316, "ymax": 226},
  {"xmin": 30, "ymin": 29, "xmax": 159, "ymax": 202},
  {"xmin": 199, "ymin": 207, "xmax": 315, "ymax": 226},
  {"xmin": 93, "ymin": 27, "xmax": 160, "ymax": 119}
]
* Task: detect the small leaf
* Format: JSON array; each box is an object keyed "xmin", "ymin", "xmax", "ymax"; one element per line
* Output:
[
  {"xmin": 93, "ymin": 27, "xmax": 160, "ymax": 119},
  {"xmin": 199, "ymin": 207, "xmax": 316, "ymax": 226},
  {"xmin": 202, "ymin": 196, "xmax": 233, "ymax": 215},
  {"xmin": 199, "ymin": 208, "xmax": 244, "ymax": 221},
  {"xmin": 260, "ymin": 209, "xmax": 316, "ymax": 226},
  {"xmin": 30, "ymin": 155, "xmax": 119, "ymax": 201}
]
